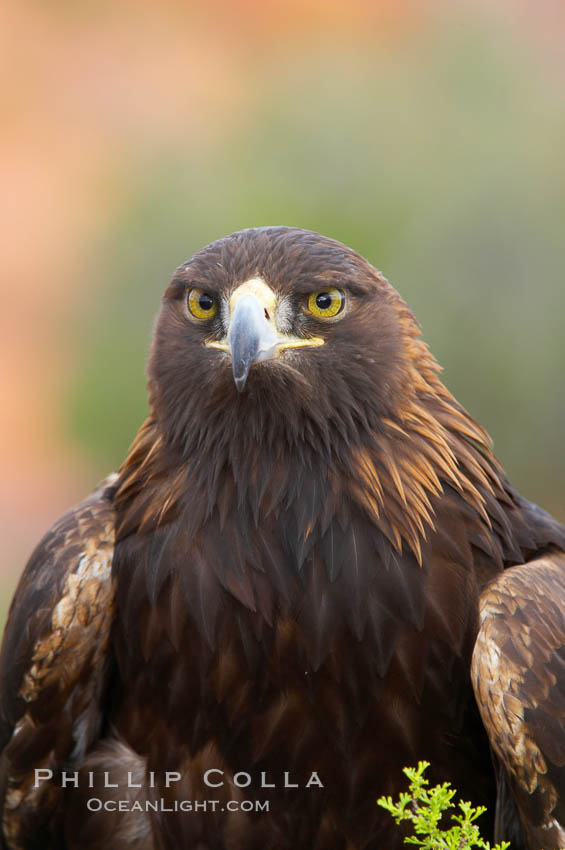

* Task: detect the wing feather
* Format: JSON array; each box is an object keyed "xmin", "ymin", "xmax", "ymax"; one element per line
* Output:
[
  {"xmin": 472, "ymin": 552, "xmax": 565, "ymax": 849},
  {"xmin": 0, "ymin": 476, "xmax": 117, "ymax": 849}
]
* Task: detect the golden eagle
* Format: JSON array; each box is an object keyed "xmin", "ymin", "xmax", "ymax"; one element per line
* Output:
[{"xmin": 1, "ymin": 227, "xmax": 564, "ymax": 849}]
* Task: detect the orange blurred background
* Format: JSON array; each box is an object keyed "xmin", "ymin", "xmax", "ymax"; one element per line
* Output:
[{"xmin": 1, "ymin": 0, "xmax": 564, "ymax": 621}]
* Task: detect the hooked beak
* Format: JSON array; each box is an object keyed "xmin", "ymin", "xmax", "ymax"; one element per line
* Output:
[
  {"xmin": 205, "ymin": 278, "xmax": 324, "ymax": 392},
  {"xmin": 227, "ymin": 293, "xmax": 279, "ymax": 392}
]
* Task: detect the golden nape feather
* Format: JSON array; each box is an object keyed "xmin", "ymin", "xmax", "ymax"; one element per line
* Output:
[{"xmin": 1, "ymin": 227, "xmax": 564, "ymax": 850}]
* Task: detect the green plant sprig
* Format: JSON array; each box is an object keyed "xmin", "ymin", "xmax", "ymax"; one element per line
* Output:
[{"xmin": 377, "ymin": 761, "xmax": 510, "ymax": 850}]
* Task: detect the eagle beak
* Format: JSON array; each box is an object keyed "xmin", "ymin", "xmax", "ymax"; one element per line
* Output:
[
  {"xmin": 206, "ymin": 278, "xmax": 324, "ymax": 392},
  {"xmin": 227, "ymin": 293, "xmax": 280, "ymax": 392}
]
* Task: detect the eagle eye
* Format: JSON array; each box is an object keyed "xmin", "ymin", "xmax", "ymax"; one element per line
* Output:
[
  {"xmin": 303, "ymin": 287, "xmax": 345, "ymax": 319},
  {"xmin": 187, "ymin": 288, "xmax": 217, "ymax": 320}
]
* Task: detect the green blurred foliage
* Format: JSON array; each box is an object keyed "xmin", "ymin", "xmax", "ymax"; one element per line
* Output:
[{"xmin": 66, "ymin": 18, "xmax": 565, "ymax": 516}]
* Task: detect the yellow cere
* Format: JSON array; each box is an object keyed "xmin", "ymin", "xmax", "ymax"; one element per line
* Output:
[
  {"xmin": 305, "ymin": 288, "xmax": 345, "ymax": 319},
  {"xmin": 228, "ymin": 277, "xmax": 277, "ymax": 317},
  {"xmin": 188, "ymin": 288, "xmax": 217, "ymax": 320}
]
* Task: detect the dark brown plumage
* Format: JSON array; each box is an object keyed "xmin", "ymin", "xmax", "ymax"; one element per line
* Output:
[{"xmin": 1, "ymin": 226, "xmax": 565, "ymax": 849}]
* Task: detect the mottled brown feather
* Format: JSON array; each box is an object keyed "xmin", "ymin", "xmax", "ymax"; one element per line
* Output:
[
  {"xmin": 472, "ymin": 553, "xmax": 565, "ymax": 849},
  {"xmin": 0, "ymin": 477, "xmax": 117, "ymax": 849}
]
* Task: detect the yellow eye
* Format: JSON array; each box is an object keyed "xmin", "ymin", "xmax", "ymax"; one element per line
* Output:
[
  {"xmin": 187, "ymin": 288, "xmax": 217, "ymax": 320},
  {"xmin": 304, "ymin": 288, "xmax": 345, "ymax": 319}
]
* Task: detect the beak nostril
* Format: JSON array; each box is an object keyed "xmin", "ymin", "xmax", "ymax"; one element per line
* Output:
[{"xmin": 264, "ymin": 308, "xmax": 270, "ymax": 321}]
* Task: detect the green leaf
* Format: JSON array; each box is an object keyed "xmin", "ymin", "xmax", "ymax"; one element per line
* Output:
[{"xmin": 377, "ymin": 764, "xmax": 511, "ymax": 849}]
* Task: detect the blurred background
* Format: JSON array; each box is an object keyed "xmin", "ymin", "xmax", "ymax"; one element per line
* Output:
[{"xmin": 1, "ymin": 0, "xmax": 564, "ymax": 625}]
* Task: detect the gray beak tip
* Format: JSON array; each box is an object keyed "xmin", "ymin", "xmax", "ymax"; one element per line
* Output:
[{"xmin": 234, "ymin": 372, "xmax": 248, "ymax": 393}]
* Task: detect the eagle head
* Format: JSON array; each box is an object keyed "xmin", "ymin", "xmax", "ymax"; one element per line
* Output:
[{"xmin": 148, "ymin": 226, "xmax": 432, "ymax": 458}]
